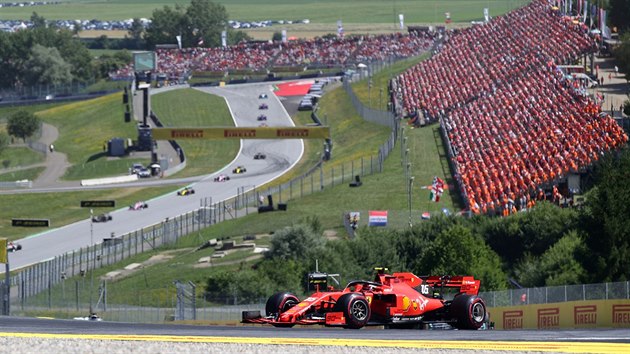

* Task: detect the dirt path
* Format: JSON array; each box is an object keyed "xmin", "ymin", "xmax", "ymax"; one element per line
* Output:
[{"xmin": 31, "ymin": 123, "xmax": 73, "ymax": 188}]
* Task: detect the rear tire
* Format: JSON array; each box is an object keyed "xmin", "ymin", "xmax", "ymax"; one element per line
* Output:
[
  {"xmin": 450, "ymin": 294, "xmax": 486, "ymax": 330},
  {"xmin": 334, "ymin": 293, "xmax": 370, "ymax": 329}
]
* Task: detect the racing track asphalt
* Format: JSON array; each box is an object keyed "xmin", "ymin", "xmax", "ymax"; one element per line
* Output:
[
  {"xmin": 1, "ymin": 316, "xmax": 629, "ymax": 353},
  {"xmin": 2, "ymin": 82, "xmax": 304, "ymax": 272}
]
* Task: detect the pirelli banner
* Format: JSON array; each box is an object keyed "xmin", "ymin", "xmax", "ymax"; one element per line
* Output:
[
  {"xmin": 490, "ymin": 299, "xmax": 630, "ymax": 330},
  {"xmin": 152, "ymin": 127, "xmax": 330, "ymax": 140}
]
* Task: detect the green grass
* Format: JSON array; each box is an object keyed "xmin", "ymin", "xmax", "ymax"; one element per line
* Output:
[
  {"xmin": 151, "ymin": 88, "xmax": 240, "ymax": 178},
  {"xmin": 0, "ymin": 146, "xmax": 45, "ymax": 168},
  {"xmin": 0, "ymin": 185, "xmax": 181, "ymax": 240},
  {"xmin": 0, "ymin": 1, "xmax": 528, "ymax": 24},
  {"xmin": 0, "ymin": 102, "xmax": 65, "ymax": 122},
  {"xmin": 0, "ymin": 167, "xmax": 45, "ymax": 182},
  {"xmin": 36, "ymin": 93, "xmax": 142, "ymax": 180}
]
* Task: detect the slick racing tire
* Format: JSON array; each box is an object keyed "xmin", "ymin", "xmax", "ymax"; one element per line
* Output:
[
  {"xmin": 334, "ymin": 293, "xmax": 371, "ymax": 329},
  {"xmin": 450, "ymin": 294, "xmax": 487, "ymax": 330},
  {"xmin": 266, "ymin": 292, "xmax": 299, "ymax": 319}
]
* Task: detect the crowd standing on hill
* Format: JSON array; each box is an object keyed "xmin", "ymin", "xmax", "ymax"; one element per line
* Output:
[{"xmin": 393, "ymin": 0, "xmax": 627, "ymax": 216}]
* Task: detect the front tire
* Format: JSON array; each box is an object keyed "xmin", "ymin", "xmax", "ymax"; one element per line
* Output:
[
  {"xmin": 450, "ymin": 294, "xmax": 486, "ymax": 330},
  {"xmin": 265, "ymin": 292, "xmax": 299, "ymax": 318},
  {"xmin": 334, "ymin": 293, "xmax": 370, "ymax": 329}
]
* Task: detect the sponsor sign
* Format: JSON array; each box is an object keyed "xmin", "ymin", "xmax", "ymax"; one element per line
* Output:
[
  {"xmin": 503, "ymin": 310, "xmax": 523, "ymax": 330},
  {"xmin": 368, "ymin": 211, "xmax": 388, "ymax": 226},
  {"xmin": 612, "ymin": 304, "xmax": 630, "ymax": 326},
  {"xmin": 81, "ymin": 200, "xmax": 116, "ymax": 208},
  {"xmin": 537, "ymin": 307, "xmax": 560, "ymax": 329},
  {"xmin": 152, "ymin": 127, "xmax": 330, "ymax": 140},
  {"xmin": 574, "ymin": 305, "xmax": 597, "ymax": 326},
  {"xmin": 491, "ymin": 300, "xmax": 630, "ymax": 329},
  {"xmin": 0, "ymin": 238, "xmax": 7, "ymax": 264},
  {"xmin": 12, "ymin": 219, "xmax": 50, "ymax": 227}
]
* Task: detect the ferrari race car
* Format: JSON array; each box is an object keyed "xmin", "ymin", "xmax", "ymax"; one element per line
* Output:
[
  {"xmin": 177, "ymin": 187, "xmax": 195, "ymax": 196},
  {"xmin": 259, "ymin": 103, "xmax": 268, "ymax": 110},
  {"xmin": 92, "ymin": 213, "xmax": 112, "ymax": 223},
  {"xmin": 257, "ymin": 114, "xmax": 267, "ymax": 121},
  {"xmin": 254, "ymin": 152, "xmax": 266, "ymax": 160},
  {"xmin": 129, "ymin": 201, "xmax": 148, "ymax": 210},
  {"xmin": 242, "ymin": 268, "xmax": 487, "ymax": 330},
  {"xmin": 259, "ymin": 93, "xmax": 268, "ymax": 99},
  {"xmin": 214, "ymin": 174, "xmax": 230, "ymax": 182},
  {"xmin": 232, "ymin": 166, "xmax": 247, "ymax": 174},
  {"xmin": 7, "ymin": 241, "xmax": 22, "ymax": 252}
]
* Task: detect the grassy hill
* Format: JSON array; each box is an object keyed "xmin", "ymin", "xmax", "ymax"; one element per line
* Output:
[{"xmin": 0, "ymin": 1, "xmax": 527, "ymax": 24}]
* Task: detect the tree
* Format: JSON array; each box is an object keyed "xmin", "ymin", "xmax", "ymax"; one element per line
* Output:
[
  {"xmin": 30, "ymin": 12, "xmax": 46, "ymax": 29},
  {"xmin": 608, "ymin": 0, "xmax": 630, "ymax": 34},
  {"xmin": 0, "ymin": 26, "xmax": 94, "ymax": 88},
  {"xmin": 0, "ymin": 132, "xmax": 9, "ymax": 154},
  {"xmin": 579, "ymin": 149, "xmax": 630, "ymax": 282},
  {"xmin": 539, "ymin": 231, "xmax": 587, "ymax": 286},
  {"xmin": 7, "ymin": 111, "xmax": 40, "ymax": 142},
  {"xmin": 423, "ymin": 224, "xmax": 507, "ymax": 290},
  {"xmin": 272, "ymin": 31, "xmax": 283, "ymax": 42},
  {"xmin": 145, "ymin": 5, "xmax": 187, "ymax": 48},
  {"xmin": 185, "ymin": 0, "xmax": 228, "ymax": 48},
  {"xmin": 266, "ymin": 223, "xmax": 326, "ymax": 261},
  {"xmin": 127, "ymin": 18, "xmax": 145, "ymax": 49},
  {"xmin": 23, "ymin": 44, "xmax": 73, "ymax": 86},
  {"xmin": 145, "ymin": 0, "xmax": 229, "ymax": 48},
  {"xmin": 614, "ymin": 32, "xmax": 630, "ymax": 83}
]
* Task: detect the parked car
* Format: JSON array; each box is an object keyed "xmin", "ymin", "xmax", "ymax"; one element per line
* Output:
[
  {"xmin": 131, "ymin": 163, "xmax": 144, "ymax": 174},
  {"xmin": 137, "ymin": 168, "xmax": 151, "ymax": 178}
]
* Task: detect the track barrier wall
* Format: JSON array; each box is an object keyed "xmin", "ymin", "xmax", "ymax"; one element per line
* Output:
[{"xmin": 489, "ymin": 299, "xmax": 630, "ymax": 330}]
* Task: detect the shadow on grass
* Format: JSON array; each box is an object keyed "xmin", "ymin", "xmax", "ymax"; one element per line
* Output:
[{"xmin": 87, "ymin": 152, "xmax": 107, "ymax": 162}]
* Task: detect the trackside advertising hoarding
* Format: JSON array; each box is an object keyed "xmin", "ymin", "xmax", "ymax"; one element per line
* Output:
[
  {"xmin": 152, "ymin": 127, "xmax": 330, "ymax": 140},
  {"xmin": 490, "ymin": 299, "xmax": 630, "ymax": 329}
]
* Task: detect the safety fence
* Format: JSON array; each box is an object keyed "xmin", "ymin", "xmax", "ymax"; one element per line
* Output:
[
  {"xmin": 12, "ymin": 272, "xmax": 630, "ymax": 323},
  {"xmin": 479, "ymin": 281, "xmax": 630, "ymax": 308}
]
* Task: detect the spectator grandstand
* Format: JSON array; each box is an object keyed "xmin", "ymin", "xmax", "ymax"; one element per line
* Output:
[
  {"xmin": 392, "ymin": 0, "xmax": 627, "ymax": 215},
  {"xmin": 109, "ymin": 31, "xmax": 437, "ymax": 80}
]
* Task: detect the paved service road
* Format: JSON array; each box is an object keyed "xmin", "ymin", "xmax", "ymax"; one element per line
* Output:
[{"xmin": 3, "ymin": 83, "xmax": 303, "ymax": 271}]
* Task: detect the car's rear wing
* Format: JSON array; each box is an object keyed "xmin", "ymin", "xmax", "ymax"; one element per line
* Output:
[{"xmin": 420, "ymin": 275, "xmax": 481, "ymax": 296}]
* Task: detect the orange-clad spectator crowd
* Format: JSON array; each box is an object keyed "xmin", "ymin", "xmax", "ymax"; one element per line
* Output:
[
  {"xmin": 109, "ymin": 32, "xmax": 436, "ymax": 80},
  {"xmin": 393, "ymin": 0, "xmax": 627, "ymax": 216}
]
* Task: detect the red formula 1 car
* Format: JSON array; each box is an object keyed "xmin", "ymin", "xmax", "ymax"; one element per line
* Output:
[{"xmin": 242, "ymin": 268, "xmax": 487, "ymax": 330}]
